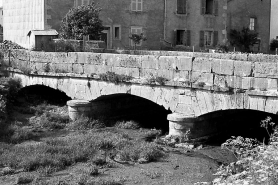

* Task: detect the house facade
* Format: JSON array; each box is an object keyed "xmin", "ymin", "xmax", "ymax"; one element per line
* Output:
[
  {"xmin": 75, "ymin": 0, "xmax": 165, "ymax": 50},
  {"xmin": 2, "ymin": 0, "xmax": 277, "ymax": 53},
  {"xmin": 3, "ymin": 0, "xmax": 74, "ymax": 49},
  {"xmin": 227, "ymin": 0, "xmax": 271, "ymax": 53}
]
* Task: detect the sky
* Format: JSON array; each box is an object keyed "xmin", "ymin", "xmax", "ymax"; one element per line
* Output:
[{"xmin": 0, "ymin": 0, "xmax": 2, "ymax": 7}]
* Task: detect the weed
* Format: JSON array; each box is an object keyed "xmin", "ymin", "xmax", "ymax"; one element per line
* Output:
[
  {"xmin": 141, "ymin": 129, "xmax": 162, "ymax": 142},
  {"xmin": 99, "ymin": 71, "xmax": 133, "ymax": 84},
  {"xmin": 211, "ymin": 117, "xmax": 278, "ymax": 184},
  {"xmin": 43, "ymin": 63, "xmax": 51, "ymax": 72},
  {"xmin": 39, "ymin": 112, "xmax": 69, "ymax": 130},
  {"xmin": 69, "ymin": 116, "xmax": 105, "ymax": 130},
  {"xmin": 19, "ymin": 65, "xmax": 33, "ymax": 75},
  {"xmin": 196, "ymin": 81, "xmax": 206, "ymax": 88},
  {"xmin": 9, "ymin": 125, "xmax": 38, "ymax": 143},
  {"xmin": 115, "ymin": 120, "xmax": 140, "ymax": 129},
  {"xmin": 16, "ymin": 174, "xmax": 34, "ymax": 184},
  {"xmin": 144, "ymin": 74, "xmax": 168, "ymax": 85}
]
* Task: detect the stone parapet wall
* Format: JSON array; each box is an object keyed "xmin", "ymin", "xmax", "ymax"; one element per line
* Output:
[{"xmin": 4, "ymin": 49, "xmax": 278, "ymax": 94}]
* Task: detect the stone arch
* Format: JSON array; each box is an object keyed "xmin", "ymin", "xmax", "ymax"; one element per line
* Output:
[{"xmin": 89, "ymin": 93, "xmax": 172, "ymax": 131}]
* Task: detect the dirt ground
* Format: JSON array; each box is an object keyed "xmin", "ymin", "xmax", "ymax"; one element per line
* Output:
[{"xmin": 0, "ymin": 102, "xmax": 236, "ymax": 185}]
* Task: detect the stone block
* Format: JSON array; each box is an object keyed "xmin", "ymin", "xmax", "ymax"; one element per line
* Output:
[
  {"xmin": 212, "ymin": 59, "xmax": 234, "ymax": 75},
  {"xmin": 76, "ymin": 52, "xmax": 90, "ymax": 64},
  {"xmin": 51, "ymin": 63, "xmax": 72, "ymax": 73},
  {"xmin": 84, "ymin": 64, "xmax": 112, "ymax": 75},
  {"xmin": 192, "ymin": 72, "xmax": 214, "ymax": 86},
  {"xmin": 67, "ymin": 52, "xmax": 78, "ymax": 63},
  {"xmin": 192, "ymin": 57, "xmax": 212, "ymax": 73},
  {"xmin": 158, "ymin": 56, "xmax": 176, "ymax": 70},
  {"xmin": 234, "ymin": 61, "xmax": 252, "ymax": 77},
  {"xmin": 111, "ymin": 67, "xmax": 140, "ymax": 78},
  {"xmin": 141, "ymin": 55, "xmax": 159, "ymax": 69},
  {"xmin": 242, "ymin": 77, "xmax": 255, "ymax": 90},
  {"xmin": 174, "ymin": 103, "xmax": 195, "ymax": 116},
  {"xmin": 125, "ymin": 55, "xmax": 142, "ymax": 68},
  {"xmin": 254, "ymin": 62, "xmax": 278, "ymax": 78},
  {"xmin": 72, "ymin": 63, "xmax": 84, "ymax": 74},
  {"xmin": 253, "ymin": 78, "xmax": 268, "ymax": 90},
  {"xmin": 103, "ymin": 54, "xmax": 119, "ymax": 66},
  {"xmin": 175, "ymin": 56, "xmax": 192, "ymax": 71},
  {"xmin": 268, "ymin": 78, "xmax": 278, "ymax": 90},
  {"xmin": 51, "ymin": 52, "xmax": 68, "ymax": 63},
  {"xmin": 178, "ymin": 95, "xmax": 192, "ymax": 104},
  {"xmin": 87, "ymin": 53, "xmax": 103, "ymax": 65}
]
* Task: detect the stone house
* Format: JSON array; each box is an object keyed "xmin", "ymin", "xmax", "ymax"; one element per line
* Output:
[
  {"xmin": 2, "ymin": 0, "xmax": 278, "ymax": 53},
  {"xmin": 76, "ymin": 0, "xmax": 227, "ymax": 51},
  {"xmin": 3, "ymin": 0, "xmax": 74, "ymax": 49},
  {"xmin": 227, "ymin": 0, "xmax": 272, "ymax": 53}
]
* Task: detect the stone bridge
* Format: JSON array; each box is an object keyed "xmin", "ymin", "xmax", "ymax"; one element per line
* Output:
[{"xmin": 3, "ymin": 49, "xmax": 278, "ymax": 139}]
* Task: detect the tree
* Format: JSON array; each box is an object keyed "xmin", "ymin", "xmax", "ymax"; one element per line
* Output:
[
  {"xmin": 129, "ymin": 33, "xmax": 147, "ymax": 50},
  {"xmin": 60, "ymin": 2, "xmax": 104, "ymax": 40},
  {"xmin": 229, "ymin": 27, "xmax": 258, "ymax": 53}
]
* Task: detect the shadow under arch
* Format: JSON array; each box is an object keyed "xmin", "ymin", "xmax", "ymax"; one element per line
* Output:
[
  {"xmin": 17, "ymin": 85, "xmax": 72, "ymax": 105},
  {"xmin": 197, "ymin": 109, "xmax": 278, "ymax": 145},
  {"xmin": 90, "ymin": 93, "xmax": 172, "ymax": 133}
]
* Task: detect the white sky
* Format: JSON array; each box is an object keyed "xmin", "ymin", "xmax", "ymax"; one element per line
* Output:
[{"xmin": 0, "ymin": 0, "xmax": 2, "ymax": 7}]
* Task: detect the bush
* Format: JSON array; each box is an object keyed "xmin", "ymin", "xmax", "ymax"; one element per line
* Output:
[
  {"xmin": 69, "ymin": 116, "xmax": 105, "ymax": 130},
  {"xmin": 212, "ymin": 117, "xmax": 278, "ymax": 184},
  {"xmin": 115, "ymin": 120, "xmax": 140, "ymax": 129},
  {"xmin": 99, "ymin": 72, "xmax": 133, "ymax": 84},
  {"xmin": 270, "ymin": 39, "xmax": 278, "ymax": 51},
  {"xmin": 39, "ymin": 112, "xmax": 69, "ymax": 130}
]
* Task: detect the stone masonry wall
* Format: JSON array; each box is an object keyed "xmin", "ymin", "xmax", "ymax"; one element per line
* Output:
[{"xmin": 4, "ymin": 50, "xmax": 278, "ymax": 118}]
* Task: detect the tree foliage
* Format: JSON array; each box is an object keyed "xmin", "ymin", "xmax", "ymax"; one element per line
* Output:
[
  {"xmin": 229, "ymin": 27, "xmax": 258, "ymax": 53},
  {"xmin": 60, "ymin": 2, "xmax": 104, "ymax": 40},
  {"xmin": 270, "ymin": 39, "xmax": 278, "ymax": 51},
  {"xmin": 129, "ymin": 33, "xmax": 147, "ymax": 50}
]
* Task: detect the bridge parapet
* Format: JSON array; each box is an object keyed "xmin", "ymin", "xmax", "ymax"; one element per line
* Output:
[{"xmin": 4, "ymin": 49, "xmax": 278, "ymax": 139}]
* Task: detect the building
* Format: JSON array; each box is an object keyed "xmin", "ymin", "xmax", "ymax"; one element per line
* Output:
[
  {"xmin": 3, "ymin": 0, "xmax": 74, "ymax": 49},
  {"xmin": 3, "ymin": 0, "xmax": 278, "ymax": 53},
  {"xmin": 165, "ymin": 0, "xmax": 227, "ymax": 51},
  {"xmin": 0, "ymin": 7, "xmax": 3, "ymax": 28},
  {"xmin": 227, "ymin": 0, "xmax": 271, "ymax": 53},
  {"xmin": 74, "ymin": 0, "xmax": 165, "ymax": 50}
]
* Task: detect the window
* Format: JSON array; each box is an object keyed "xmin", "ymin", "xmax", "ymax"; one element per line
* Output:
[
  {"xmin": 201, "ymin": 0, "xmax": 218, "ymax": 16},
  {"xmin": 130, "ymin": 27, "xmax": 143, "ymax": 46},
  {"xmin": 204, "ymin": 31, "xmax": 213, "ymax": 46},
  {"xmin": 176, "ymin": 30, "xmax": 185, "ymax": 45},
  {"xmin": 173, "ymin": 30, "xmax": 191, "ymax": 46},
  {"xmin": 199, "ymin": 30, "xmax": 218, "ymax": 47},
  {"xmin": 131, "ymin": 0, "xmax": 143, "ymax": 12},
  {"xmin": 177, "ymin": 0, "xmax": 187, "ymax": 14},
  {"xmin": 249, "ymin": 18, "xmax": 255, "ymax": 31},
  {"xmin": 114, "ymin": 26, "xmax": 121, "ymax": 40},
  {"xmin": 74, "ymin": 0, "xmax": 90, "ymax": 7}
]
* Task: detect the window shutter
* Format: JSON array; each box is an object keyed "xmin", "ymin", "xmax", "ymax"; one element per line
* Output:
[
  {"xmin": 254, "ymin": 18, "xmax": 257, "ymax": 31},
  {"xmin": 214, "ymin": 0, "xmax": 218, "ymax": 16},
  {"xmin": 177, "ymin": 0, "xmax": 183, "ymax": 14},
  {"xmin": 213, "ymin": 31, "xmax": 218, "ymax": 46},
  {"xmin": 201, "ymin": 0, "xmax": 206, "ymax": 15},
  {"xmin": 186, "ymin": 30, "xmax": 191, "ymax": 46},
  {"xmin": 173, "ymin": 30, "xmax": 177, "ymax": 46},
  {"xmin": 199, "ymin": 30, "xmax": 204, "ymax": 47}
]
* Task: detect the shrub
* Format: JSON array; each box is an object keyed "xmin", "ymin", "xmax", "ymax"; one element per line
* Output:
[
  {"xmin": 212, "ymin": 117, "xmax": 278, "ymax": 184},
  {"xmin": 69, "ymin": 116, "xmax": 105, "ymax": 130},
  {"xmin": 115, "ymin": 120, "xmax": 140, "ymax": 129},
  {"xmin": 270, "ymin": 39, "xmax": 278, "ymax": 51},
  {"xmin": 99, "ymin": 72, "xmax": 133, "ymax": 84},
  {"xmin": 39, "ymin": 112, "xmax": 69, "ymax": 130}
]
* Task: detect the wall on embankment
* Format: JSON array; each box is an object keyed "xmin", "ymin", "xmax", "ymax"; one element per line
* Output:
[{"xmin": 4, "ymin": 49, "xmax": 278, "ymax": 118}]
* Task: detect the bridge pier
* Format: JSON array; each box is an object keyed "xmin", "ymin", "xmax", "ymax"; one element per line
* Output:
[
  {"xmin": 67, "ymin": 100, "xmax": 92, "ymax": 121},
  {"xmin": 167, "ymin": 113, "xmax": 196, "ymax": 140}
]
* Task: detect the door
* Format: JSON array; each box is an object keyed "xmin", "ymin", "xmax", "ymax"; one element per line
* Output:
[{"xmin": 101, "ymin": 27, "xmax": 111, "ymax": 49}]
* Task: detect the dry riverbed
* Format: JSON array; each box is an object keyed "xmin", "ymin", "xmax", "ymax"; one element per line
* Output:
[{"xmin": 0, "ymin": 99, "xmax": 236, "ymax": 185}]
